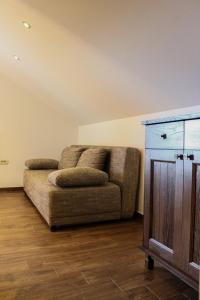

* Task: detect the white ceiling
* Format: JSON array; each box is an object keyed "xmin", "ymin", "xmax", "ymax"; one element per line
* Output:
[{"xmin": 0, "ymin": 0, "xmax": 200, "ymax": 125}]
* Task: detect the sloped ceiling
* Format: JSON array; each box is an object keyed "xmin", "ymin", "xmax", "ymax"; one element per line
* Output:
[{"xmin": 0, "ymin": 0, "xmax": 200, "ymax": 125}]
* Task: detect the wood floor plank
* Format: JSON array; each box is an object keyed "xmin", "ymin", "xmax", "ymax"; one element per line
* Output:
[{"xmin": 0, "ymin": 191, "xmax": 198, "ymax": 300}]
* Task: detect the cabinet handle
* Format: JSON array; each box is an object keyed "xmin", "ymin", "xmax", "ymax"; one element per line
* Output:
[
  {"xmin": 161, "ymin": 134, "xmax": 167, "ymax": 139},
  {"xmin": 187, "ymin": 154, "xmax": 194, "ymax": 161},
  {"xmin": 176, "ymin": 154, "xmax": 184, "ymax": 160}
]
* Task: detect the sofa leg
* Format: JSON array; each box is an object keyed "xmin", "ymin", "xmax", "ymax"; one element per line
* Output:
[{"xmin": 50, "ymin": 226, "xmax": 57, "ymax": 232}]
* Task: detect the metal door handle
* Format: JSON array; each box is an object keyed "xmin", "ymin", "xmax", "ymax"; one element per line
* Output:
[
  {"xmin": 176, "ymin": 154, "xmax": 184, "ymax": 160},
  {"xmin": 187, "ymin": 154, "xmax": 194, "ymax": 161},
  {"xmin": 161, "ymin": 134, "xmax": 167, "ymax": 139}
]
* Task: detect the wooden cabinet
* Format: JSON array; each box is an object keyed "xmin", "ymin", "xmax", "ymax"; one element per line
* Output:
[{"xmin": 143, "ymin": 116, "xmax": 200, "ymax": 291}]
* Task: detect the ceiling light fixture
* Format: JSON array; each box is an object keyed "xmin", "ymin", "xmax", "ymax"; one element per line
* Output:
[
  {"xmin": 13, "ymin": 55, "xmax": 20, "ymax": 61},
  {"xmin": 22, "ymin": 21, "xmax": 31, "ymax": 29}
]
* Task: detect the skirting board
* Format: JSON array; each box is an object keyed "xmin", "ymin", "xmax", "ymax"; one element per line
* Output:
[{"xmin": 0, "ymin": 187, "xmax": 23, "ymax": 192}]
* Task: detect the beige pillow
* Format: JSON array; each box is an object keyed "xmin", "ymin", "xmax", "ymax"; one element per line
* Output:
[
  {"xmin": 77, "ymin": 148, "xmax": 107, "ymax": 170},
  {"xmin": 48, "ymin": 167, "xmax": 108, "ymax": 187},
  {"xmin": 25, "ymin": 159, "xmax": 58, "ymax": 170},
  {"xmin": 58, "ymin": 147, "xmax": 85, "ymax": 169}
]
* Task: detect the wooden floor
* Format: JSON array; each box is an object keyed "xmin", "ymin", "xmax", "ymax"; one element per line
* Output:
[{"xmin": 0, "ymin": 191, "xmax": 198, "ymax": 300}]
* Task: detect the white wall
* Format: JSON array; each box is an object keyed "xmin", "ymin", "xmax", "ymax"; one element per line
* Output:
[
  {"xmin": 0, "ymin": 72, "xmax": 78, "ymax": 188},
  {"xmin": 78, "ymin": 105, "xmax": 200, "ymax": 214}
]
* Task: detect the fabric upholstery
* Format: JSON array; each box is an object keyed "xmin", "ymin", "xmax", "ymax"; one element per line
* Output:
[
  {"xmin": 77, "ymin": 148, "xmax": 107, "ymax": 170},
  {"xmin": 23, "ymin": 144, "xmax": 140, "ymax": 228},
  {"xmin": 48, "ymin": 167, "xmax": 108, "ymax": 187},
  {"xmin": 72, "ymin": 145, "xmax": 140, "ymax": 218},
  {"xmin": 58, "ymin": 147, "xmax": 85, "ymax": 169},
  {"xmin": 24, "ymin": 169, "xmax": 121, "ymax": 226},
  {"xmin": 25, "ymin": 159, "xmax": 58, "ymax": 170}
]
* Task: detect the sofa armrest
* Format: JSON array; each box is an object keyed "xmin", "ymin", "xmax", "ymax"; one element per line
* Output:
[{"xmin": 25, "ymin": 159, "xmax": 59, "ymax": 170}]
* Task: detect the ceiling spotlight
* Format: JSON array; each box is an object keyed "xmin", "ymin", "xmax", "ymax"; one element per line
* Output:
[
  {"xmin": 13, "ymin": 55, "xmax": 20, "ymax": 61},
  {"xmin": 22, "ymin": 21, "xmax": 31, "ymax": 29}
]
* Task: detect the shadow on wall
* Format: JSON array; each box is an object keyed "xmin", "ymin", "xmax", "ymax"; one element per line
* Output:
[
  {"xmin": 21, "ymin": 0, "xmax": 200, "ymax": 114},
  {"xmin": 1, "ymin": 0, "xmax": 199, "ymax": 126}
]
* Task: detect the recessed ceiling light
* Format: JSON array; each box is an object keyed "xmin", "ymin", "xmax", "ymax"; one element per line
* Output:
[
  {"xmin": 22, "ymin": 21, "xmax": 31, "ymax": 29},
  {"xmin": 13, "ymin": 55, "xmax": 20, "ymax": 61}
]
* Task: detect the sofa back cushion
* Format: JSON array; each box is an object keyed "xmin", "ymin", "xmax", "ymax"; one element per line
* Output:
[
  {"xmin": 77, "ymin": 148, "xmax": 107, "ymax": 170},
  {"xmin": 58, "ymin": 147, "xmax": 85, "ymax": 169},
  {"xmin": 71, "ymin": 145, "xmax": 140, "ymax": 218}
]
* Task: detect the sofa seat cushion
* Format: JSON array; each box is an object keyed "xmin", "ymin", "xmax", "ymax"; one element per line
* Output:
[
  {"xmin": 48, "ymin": 167, "xmax": 108, "ymax": 187},
  {"xmin": 58, "ymin": 147, "xmax": 85, "ymax": 169},
  {"xmin": 24, "ymin": 170, "xmax": 121, "ymax": 225},
  {"xmin": 77, "ymin": 148, "xmax": 107, "ymax": 170}
]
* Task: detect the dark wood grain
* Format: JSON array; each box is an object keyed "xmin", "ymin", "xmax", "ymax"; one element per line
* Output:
[
  {"xmin": 144, "ymin": 150, "xmax": 184, "ymax": 267},
  {"xmin": 145, "ymin": 122, "xmax": 184, "ymax": 149},
  {"xmin": 193, "ymin": 165, "xmax": 200, "ymax": 264},
  {"xmin": 182, "ymin": 151, "xmax": 200, "ymax": 282},
  {"xmin": 144, "ymin": 248, "xmax": 199, "ymax": 292},
  {"xmin": 152, "ymin": 161, "xmax": 175, "ymax": 249},
  {"xmin": 0, "ymin": 191, "xmax": 198, "ymax": 300}
]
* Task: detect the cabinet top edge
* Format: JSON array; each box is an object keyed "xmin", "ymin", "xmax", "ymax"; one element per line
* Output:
[{"xmin": 142, "ymin": 112, "xmax": 200, "ymax": 125}]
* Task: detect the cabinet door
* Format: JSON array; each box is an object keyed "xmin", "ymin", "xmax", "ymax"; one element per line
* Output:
[
  {"xmin": 185, "ymin": 119, "xmax": 200, "ymax": 150},
  {"xmin": 144, "ymin": 149, "xmax": 184, "ymax": 268},
  {"xmin": 183, "ymin": 150, "xmax": 200, "ymax": 282}
]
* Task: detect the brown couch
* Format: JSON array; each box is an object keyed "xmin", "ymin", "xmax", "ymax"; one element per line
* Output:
[{"xmin": 23, "ymin": 145, "xmax": 140, "ymax": 230}]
